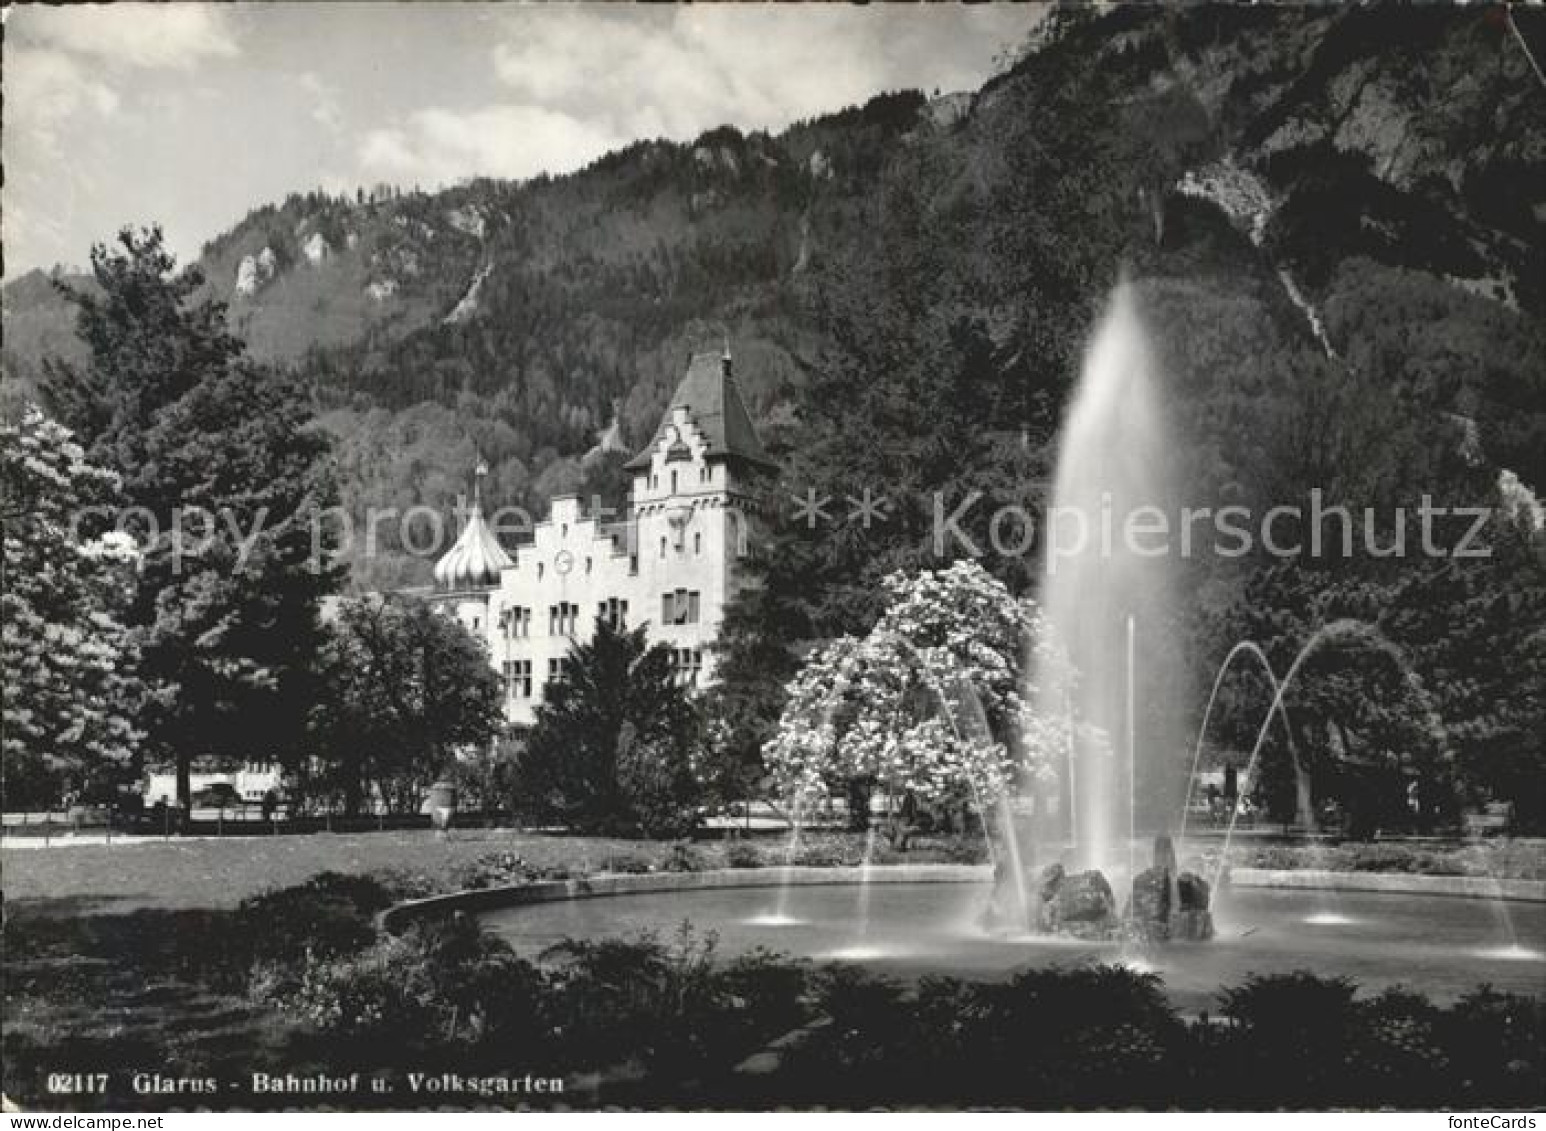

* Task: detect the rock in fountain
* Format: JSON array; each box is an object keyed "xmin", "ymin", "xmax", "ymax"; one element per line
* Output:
[
  {"xmin": 1172, "ymin": 871, "xmax": 1215, "ymax": 942},
  {"xmin": 1128, "ymin": 836, "xmax": 1215, "ymax": 942},
  {"xmin": 1129, "ymin": 863, "xmax": 1173, "ymax": 939},
  {"xmin": 1044, "ymin": 869, "xmax": 1121, "ymax": 940}
]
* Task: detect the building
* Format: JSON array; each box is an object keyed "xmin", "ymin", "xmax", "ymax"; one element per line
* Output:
[
  {"xmin": 428, "ymin": 348, "xmax": 773, "ymax": 725},
  {"xmin": 143, "ymin": 760, "xmax": 283, "ymax": 806}
]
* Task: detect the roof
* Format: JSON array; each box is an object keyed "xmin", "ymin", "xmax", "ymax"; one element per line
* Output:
[
  {"xmin": 625, "ymin": 350, "xmax": 774, "ymax": 471},
  {"xmin": 432, "ymin": 502, "xmax": 513, "ymax": 590}
]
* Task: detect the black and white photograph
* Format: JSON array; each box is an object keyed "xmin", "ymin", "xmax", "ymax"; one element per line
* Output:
[{"xmin": 2, "ymin": 0, "xmax": 1543, "ymax": 1115}]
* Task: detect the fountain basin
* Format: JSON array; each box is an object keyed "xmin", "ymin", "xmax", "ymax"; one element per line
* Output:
[{"xmin": 463, "ymin": 873, "xmax": 1545, "ymax": 1012}]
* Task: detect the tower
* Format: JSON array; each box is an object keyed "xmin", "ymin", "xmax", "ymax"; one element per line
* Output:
[
  {"xmin": 430, "ymin": 458, "xmax": 510, "ymax": 638},
  {"xmin": 621, "ymin": 346, "xmax": 773, "ymax": 684}
]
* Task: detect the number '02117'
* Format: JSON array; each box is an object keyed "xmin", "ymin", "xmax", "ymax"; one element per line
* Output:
[{"xmin": 47, "ymin": 1073, "xmax": 109, "ymax": 1093}]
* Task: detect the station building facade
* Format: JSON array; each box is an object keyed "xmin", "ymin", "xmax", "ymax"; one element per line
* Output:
[{"xmin": 427, "ymin": 349, "xmax": 773, "ymax": 725}]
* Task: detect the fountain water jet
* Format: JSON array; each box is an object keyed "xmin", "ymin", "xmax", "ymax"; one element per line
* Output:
[
  {"xmin": 1209, "ymin": 622, "xmax": 1360, "ymax": 893},
  {"xmin": 1177, "ymin": 640, "xmax": 1301, "ymax": 858},
  {"xmin": 1031, "ymin": 280, "xmax": 1180, "ymax": 877},
  {"xmin": 1177, "ymin": 638, "xmax": 1347, "ymax": 925},
  {"xmin": 759, "ymin": 799, "xmax": 807, "ymax": 928}
]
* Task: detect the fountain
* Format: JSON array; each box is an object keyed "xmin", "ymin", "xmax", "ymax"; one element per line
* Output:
[
  {"xmin": 749, "ymin": 799, "xmax": 806, "ymax": 928},
  {"xmin": 478, "ymin": 280, "xmax": 1543, "ymax": 1006},
  {"xmin": 995, "ymin": 280, "xmax": 1217, "ymax": 943}
]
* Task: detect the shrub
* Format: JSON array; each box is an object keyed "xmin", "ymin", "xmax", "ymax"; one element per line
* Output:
[
  {"xmin": 600, "ymin": 851, "xmax": 656, "ymax": 875},
  {"xmin": 792, "ymin": 836, "xmax": 858, "ymax": 868},
  {"xmin": 368, "ymin": 867, "xmax": 438, "ymax": 901},
  {"xmin": 1213, "ymin": 971, "xmax": 1360, "ymax": 1103},
  {"xmin": 257, "ymin": 915, "xmax": 547, "ymax": 1054},
  {"xmin": 780, "ymin": 965, "xmax": 913, "ymax": 1103},
  {"xmin": 276, "ymin": 933, "xmax": 444, "ymax": 1038},
  {"xmin": 663, "ymin": 840, "xmax": 705, "ymax": 873},
  {"xmin": 725, "ymin": 840, "xmax": 764, "ymax": 869},
  {"xmin": 234, "ymin": 872, "xmax": 390, "ymax": 969},
  {"xmin": 1352, "ymin": 988, "xmax": 1449, "ymax": 1104},
  {"xmin": 540, "ymin": 925, "xmax": 721, "ymax": 1071},
  {"xmin": 1444, "ymin": 987, "xmax": 1546, "ymax": 1108}
]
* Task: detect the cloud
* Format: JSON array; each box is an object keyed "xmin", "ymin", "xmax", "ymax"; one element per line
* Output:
[
  {"xmin": 490, "ymin": 5, "xmax": 1040, "ymax": 142},
  {"xmin": 352, "ymin": 4, "xmax": 1039, "ymax": 192},
  {"xmin": 20, "ymin": 3, "xmax": 239, "ymax": 70},
  {"xmin": 357, "ymin": 104, "xmax": 625, "ymax": 187},
  {"xmin": 7, "ymin": 48, "xmax": 121, "ymax": 134},
  {"xmin": 299, "ymin": 72, "xmax": 344, "ymax": 133}
]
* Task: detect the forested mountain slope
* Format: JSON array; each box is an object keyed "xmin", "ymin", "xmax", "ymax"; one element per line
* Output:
[{"xmin": 5, "ymin": 3, "xmax": 1542, "ymax": 590}]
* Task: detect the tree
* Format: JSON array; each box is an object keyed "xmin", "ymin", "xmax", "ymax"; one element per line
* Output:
[
  {"xmin": 43, "ymin": 227, "xmax": 343, "ymax": 807},
  {"xmin": 1, "ymin": 408, "xmax": 145, "ymax": 807},
  {"xmin": 309, "ymin": 594, "xmax": 504, "ymax": 815},
  {"xmin": 512, "ymin": 619, "xmax": 703, "ymax": 837},
  {"xmin": 763, "ymin": 561, "xmax": 1074, "ymax": 833}
]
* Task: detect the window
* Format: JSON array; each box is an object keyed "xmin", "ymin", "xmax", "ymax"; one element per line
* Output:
[
  {"xmin": 629, "ymin": 554, "xmax": 639, "ymax": 575},
  {"xmin": 549, "ymin": 602, "xmax": 578, "ymax": 636},
  {"xmin": 670, "ymin": 470, "xmax": 678, "ymax": 494},
  {"xmin": 694, "ymin": 531, "xmax": 701, "ymax": 555},
  {"xmin": 662, "ymin": 589, "xmax": 701, "ymax": 625},
  {"xmin": 600, "ymin": 597, "xmax": 628, "ymax": 631},
  {"xmin": 505, "ymin": 607, "xmax": 530, "ymax": 638},
  {"xmin": 585, "ymin": 556, "xmax": 592, "ymax": 574},
  {"xmin": 660, "ymin": 536, "xmax": 667, "ymax": 559},
  {"xmin": 503, "ymin": 659, "xmax": 532, "ymax": 699},
  {"xmin": 667, "ymin": 647, "xmax": 705, "ymax": 686}
]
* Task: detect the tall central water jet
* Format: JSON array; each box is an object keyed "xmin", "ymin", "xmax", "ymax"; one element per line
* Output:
[{"xmin": 1033, "ymin": 282, "xmax": 1179, "ymax": 874}]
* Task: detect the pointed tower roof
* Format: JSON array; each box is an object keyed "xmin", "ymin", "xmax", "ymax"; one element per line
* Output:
[
  {"xmin": 625, "ymin": 348, "xmax": 774, "ymax": 471},
  {"xmin": 433, "ymin": 460, "xmax": 513, "ymax": 589}
]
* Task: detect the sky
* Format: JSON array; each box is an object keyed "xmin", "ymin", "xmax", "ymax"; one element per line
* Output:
[{"xmin": 2, "ymin": 2, "xmax": 1045, "ymax": 279}]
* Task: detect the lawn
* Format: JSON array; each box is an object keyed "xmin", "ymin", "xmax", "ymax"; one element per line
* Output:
[{"xmin": 1, "ymin": 830, "xmax": 721, "ymax": 915}]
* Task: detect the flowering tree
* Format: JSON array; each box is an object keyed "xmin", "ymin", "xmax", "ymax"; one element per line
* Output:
[
  {"xmin": 1, "ymin": 409, "xmax": 144, "ymax": 805},
  {"xmin": 763, "ymin": 561, "xmax": 1075, "ymax": 823}
]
